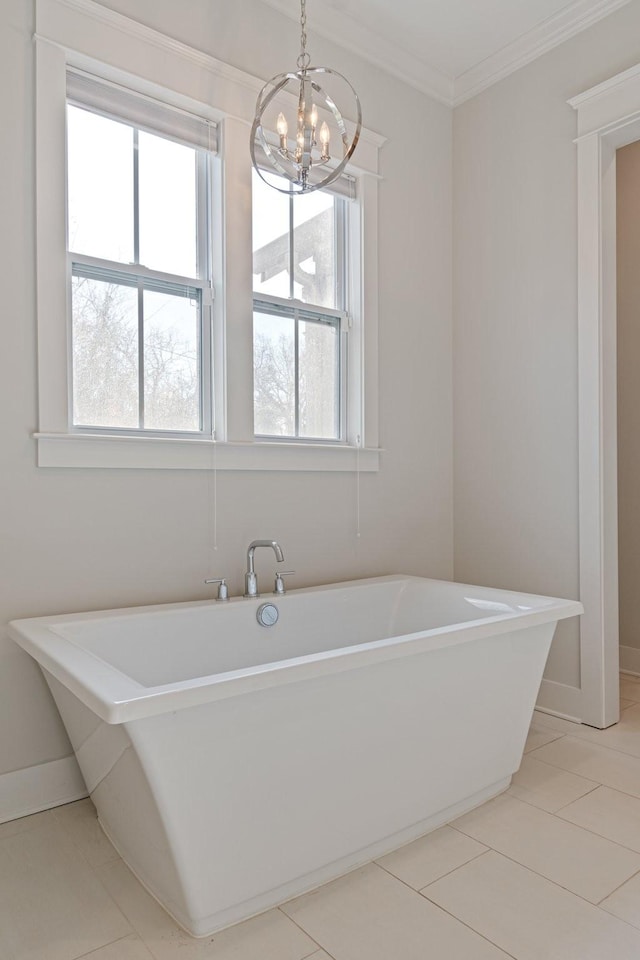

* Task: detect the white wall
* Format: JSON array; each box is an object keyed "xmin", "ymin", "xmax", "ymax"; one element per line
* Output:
[
  {"xmin": 453, "ymin": 0, "xmax": 640, "ymax": 695},
  {"xmin": 0, "ymin": 0, "xmax": 452, "ymax": 801}
]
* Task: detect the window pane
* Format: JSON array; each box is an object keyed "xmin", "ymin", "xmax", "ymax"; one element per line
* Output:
[
  {"xmin": 253, "ymin": 311, "xmax": 295, "ymax": 436},
  {"xmin": 299, "ymin": 319, "xmax": 339, "ymax": 439},
  {"xmin": 71, "ymin": 276, "xmax": 139, "ymax": 428},
  {"xmin": 143, "ymin": 289, "xmax": 200, "ymax": 431},
  {"xmin": 139, "ymin": 132, "xmax": 198, "ymax": 277},
  {"xmin": 252, "ymin": 169, "xmax": 291, "ymax": 299},
  {"xmin": 293, "ymin": 191, "xmax": 337, "ymax": 309},
  {"xmin": 67, "ymin": 106, "xmax": 134, "ymax": 263}
]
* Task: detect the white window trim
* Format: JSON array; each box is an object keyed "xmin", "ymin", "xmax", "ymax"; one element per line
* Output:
[{"xmin": 34, "ymin": 0, "xmax": 385, "ymax": 471}]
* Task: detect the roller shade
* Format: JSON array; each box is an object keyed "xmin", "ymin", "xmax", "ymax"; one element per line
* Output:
[{"xmin": 66, "ymin": 69, "xmax": 217, "ymax": 153}]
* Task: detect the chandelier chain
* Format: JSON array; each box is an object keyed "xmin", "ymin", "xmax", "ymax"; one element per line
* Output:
[{"xmin": 297, "ymin": 0, "xmax": 310, "ymax": 69}]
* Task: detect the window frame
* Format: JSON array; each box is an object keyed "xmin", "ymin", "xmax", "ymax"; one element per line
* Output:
[
  {"xmin": 33, "ymin": 0, "xmax": 383, "ymax": 472},
  {"xmin": 251, "ymin": 171, "xmax": 351, "ymax": 444},
  {"xmin": 65, "ymin": 94, "xmax": 215, "ymax": 438},
  {"xmin": 253, "ymin": 294, "xmax": 348, "ymax": 442}
]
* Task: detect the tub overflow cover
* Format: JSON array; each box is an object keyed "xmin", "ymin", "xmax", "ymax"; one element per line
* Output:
[{"xmin": 256, "ymin": 603, "xmax": 279, "ymax": 627}]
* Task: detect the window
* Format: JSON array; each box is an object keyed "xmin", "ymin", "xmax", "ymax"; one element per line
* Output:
[
  {"xmin": 66, "ymin": 73, "xmax": 215, "ymax": 436},
  {"xmin": 34, "ymin": 1, "xmax": 381, "ymax": 471},
  {"xmin": 252, "ymin": 169, "xmax": 350, "ymax": 441}
]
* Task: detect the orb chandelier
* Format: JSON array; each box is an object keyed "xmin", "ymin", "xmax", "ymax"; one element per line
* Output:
[{"xmin": 250, "ymin": 0, "xmax": 362, "ymax": 194}]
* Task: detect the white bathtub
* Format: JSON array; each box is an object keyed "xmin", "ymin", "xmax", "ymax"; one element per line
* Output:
[{"xmin": 9, "ymin": 575, "xmax": 582, "ymax": 937}]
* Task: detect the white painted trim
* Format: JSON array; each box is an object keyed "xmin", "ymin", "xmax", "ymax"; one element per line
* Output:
[
  {"xmin": 34, "ymin": 0, "xmax": 383, "ymax": 473},
  {"xmin": 535, "ymin": 679, "xmax": 583, "ymax": 723},
  {"xmin": 258, "ymin": 0, "xmax": 453, "ymax": 105},
  {"xmin": 569, "ymin": 61, "xmax": 640, "ymax": 111},
  {"xmin": 620, "ymin": 645, "xmax": 640, "ymax": 674},
  {"xmin": 453, "ymin": 0, "xmax": 633, "ymax": 106},
  {"xmin": 35, "ymin": 434, "xmax": 381, "ymax": 471},
  {"xmin": 259, "ymin": 0, "xmax": 631, "ymax": 107},
  {"xmin": 571, "ymin": 68, "xmax": 640, "ymax": 728},
  {"xmin": 35, "ymin": 0, "xmax": 386, "ymax": 160},
  {"xmin": 0, "ymin": 756, "xmax": 87, "ymax": 824}
]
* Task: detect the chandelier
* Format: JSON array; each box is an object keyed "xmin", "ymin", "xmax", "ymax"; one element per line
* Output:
[{"xmin": 250, "ymin": 0, "xmax": 362, "ymax": 194}]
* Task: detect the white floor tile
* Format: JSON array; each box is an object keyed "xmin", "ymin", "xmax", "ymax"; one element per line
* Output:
[
  {"xmin": 621, "ymin": 698, "xmax": 636, "ymax": 711},
  {"xmin": 530, "ymin": 735, "xmax": 640, "ymax": 798},
  {"xmin": 77, "ymin": 934, "xmax": 155, "ymax": 959},
  {"xmin": 97, "ymin": 859, "xmax": 320, "ymax": 960},
  {"xmin": 547, "ymin": 704, "xmax": 640, "ymax": 758},
  {"xmin": 0, "ymin": 820, "xmax": 131, "ymax": 960},
  {"xmin": 523, "ymin": 724, "xmax": 563, "ymax": 753},
  {"xmin": 532, "ymin": 710, "xmax": 581, "ymax": 734},
  {"xmin": 621, "ymin": 680, "xmax": 640, "ymax": 702},
  {"xmin": 424, "ymin": 850, "xmax": 640, "ymax": 960},
  {"xmin": 281, "ymin": 861, "xmax": 511, "ymax": 959},
  {"xmin": 53, "ymin": 798, "xmax": 120, "ymax": 868},
  {"xmin": 600, "ymin": 871, "xmax": 640, "ymax": 928},
  {"xmin": 451, "ymin": 793, "xmax": 640, "ymax": 902},
  {"xmin": 508, "ymin": 755, "xmax": 599, "ymax": 812},
  {"xmin": 376, "ymin": 825, "xmax": 487, "ymax": 890},
  {"xmin": 558, "ymin": 785, "xmax": 640, "ymax": 853},
  {"xmin": 0, "ymin": 809, "xmax": 54, "ymax": 840}
]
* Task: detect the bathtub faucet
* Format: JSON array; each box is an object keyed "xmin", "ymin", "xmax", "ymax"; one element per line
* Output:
[{"xmin": 244, "ymin": 540, "xmax": 284, "ymax": 598}]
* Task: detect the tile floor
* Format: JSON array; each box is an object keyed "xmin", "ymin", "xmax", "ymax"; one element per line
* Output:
[{"xmin": 4, "ymin": 675, "xmax": 640, "ymax": 959}]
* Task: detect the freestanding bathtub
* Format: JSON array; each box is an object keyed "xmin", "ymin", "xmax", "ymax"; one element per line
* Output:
[{"xmin": 9, "ymin": 575, "xmax": 582, "ymax": 937}]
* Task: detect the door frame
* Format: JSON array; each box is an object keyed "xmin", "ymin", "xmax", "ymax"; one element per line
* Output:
[{"xmin": 570, "ymin": 64, "xmax": 640, "ymax": 726}]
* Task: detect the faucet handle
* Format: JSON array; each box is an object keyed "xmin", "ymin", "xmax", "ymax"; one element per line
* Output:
[
  {"xmin": 204, "ymin": 578, "xmax": 229, "ymax": 601},
  {"xmin": 273, "ymin": 571, "xmax": 295, "ymax": 595}
]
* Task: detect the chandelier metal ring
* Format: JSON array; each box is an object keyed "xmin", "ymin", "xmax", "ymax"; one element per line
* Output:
[
  {"xmin": 250, "ymin": 0, "xmax": 362, "ymax": 194},
  {"xmin": 250, "ymin": 65, "xmax": 362, "ymax": 195}
]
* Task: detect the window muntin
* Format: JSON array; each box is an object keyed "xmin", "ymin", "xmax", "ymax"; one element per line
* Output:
[
  {"xmin": 252, "ymin": 169, "xmax": 347, "ymax": 441},
  {"xmin": 66, "ymin": 99, "xmax": 212, "ymax": 435},
  {"xmin": 253, "ymin": 301, "xmax": 342, "ymax": 440},
  {"xmin": 34, "ymin": 19, "xmax": 379, "ymax": 471}
]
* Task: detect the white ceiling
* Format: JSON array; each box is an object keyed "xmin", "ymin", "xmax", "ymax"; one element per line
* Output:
[{"xmin": 259, "ymin": 0, "xmax": 632, "ymax": 104}]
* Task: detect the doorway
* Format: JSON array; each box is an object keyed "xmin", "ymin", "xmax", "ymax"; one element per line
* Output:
[{"xmin": 572, "ymin": 67, "xmax": 640, "ymax": 727}]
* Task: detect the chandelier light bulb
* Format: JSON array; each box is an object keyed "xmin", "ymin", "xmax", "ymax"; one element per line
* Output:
[
  {"xmin": 319, "ymin": 120, "xmax": 330, "ymax": 156},
  {"xmin": 250, "ymin": 0, "xmax": 362, "ymax": 194}
]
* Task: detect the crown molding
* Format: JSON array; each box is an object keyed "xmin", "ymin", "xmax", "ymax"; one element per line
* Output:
[
  {"xmin": 41, "ymin": 0, "xmax": 634, "ymax": 110},
  {"xmin": 38, "ymin": 0, "xmax": 386, "ymax": 159},
  {"xmin": 260, "ymin": 0, "xmax": 632, "ymax": 108},
  {"xmin": 453, "ymin": 0, "xmax": 633, "ymax": 105},
  {"xmin": 258, "ymin": 0, "xmax": 453, "ymax": 105}
]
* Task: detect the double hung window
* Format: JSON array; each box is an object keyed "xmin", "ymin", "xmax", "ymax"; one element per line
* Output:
[
  {"xmin": 66, "ymin": 73, "xmax": 215, "ymax": 436},
  {"xmin": 252, "ymin": 169, "xmax": 352, "ymax": 442},
  {"xmin": 34, "ymin": 5, "xmax": 381, "ymax": 471}
]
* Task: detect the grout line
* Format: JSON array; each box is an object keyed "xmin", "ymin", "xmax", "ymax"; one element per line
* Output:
[
  {"xmin": 73, "ymin": 933, "xmax": 152, "ymax": 959},
  {"xmin": 277, "ymin": 905, "xmax": 331, "ymax": 958},
  {"xmin": 416, "ymin": 856, "xmax": 519, "ymax": 960},
  {"xmin": 542, "ymin": 781, "xmax": 602, "ymax": 812},
  {"xmin": 375, "ymin": 845, "xmax": 489, "ymax": 892},
  {"xmin": 530, "ymin": 730, "xmax": 640, "ymax": 766},
  {"xmin": 449, "ymin": 804, "xmax": 640, "ymax": 905},
  {"xmin": 517, "ymin": 750, "xmax": 603, "ymax": 783},
  {"xmin": 526, "ymin": 750, "xmax": 640, "ymax": 807},
  {"xmin": 595, "ymin": 866, "xmax": 640, "ymax": 907},
  {"xmin": 504, "ymin": 781, "xmax": 601, "ymax": 815}
]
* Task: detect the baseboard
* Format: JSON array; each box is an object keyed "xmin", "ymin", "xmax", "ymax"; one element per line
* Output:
[
  {"xmin": 0, "ymin": 756, "xmax": 88, "ymax": 824},
  {"xmin": 620, "ymin": 645, "xmax": 640, "ymax": 676},
  {"xmin": 535, "ymin": 678, "xmax": 582, "ymax": 722}
]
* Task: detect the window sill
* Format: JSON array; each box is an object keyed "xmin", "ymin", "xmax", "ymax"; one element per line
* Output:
[{"xmin": 34, "ymin": 433, "xmax": 381, "ymax": 472}]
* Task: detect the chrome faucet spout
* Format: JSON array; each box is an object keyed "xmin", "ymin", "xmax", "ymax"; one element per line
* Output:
[{"xmin": 245, "ymin": 541, "xmax": 285, "ymax": 597}]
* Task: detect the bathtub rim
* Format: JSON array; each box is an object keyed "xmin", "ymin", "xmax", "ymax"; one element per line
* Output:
[{"xmin": 9, "ymin": 574, "xmax": 583, "ymax": 724}]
